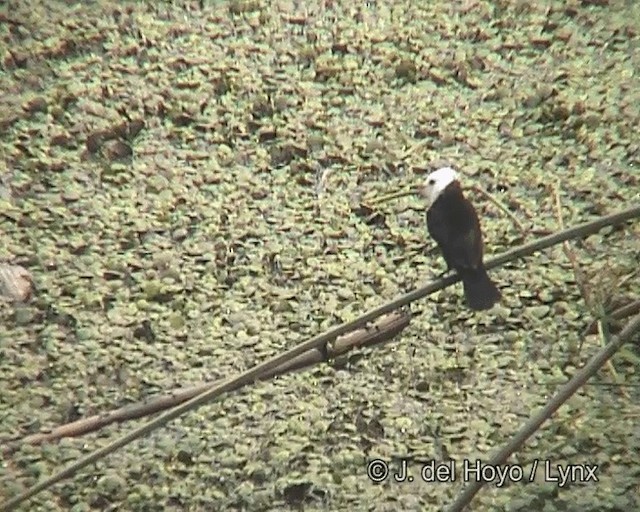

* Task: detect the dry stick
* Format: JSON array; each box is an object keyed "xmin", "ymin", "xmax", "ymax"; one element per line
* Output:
[
  {"xmin": 2, "ymin": 310, "xmax": 411, "ymax": 453},
  {"xmin": 553, "ymin": 182, "xmax": 591, "ymax": 308},
  {"xmin": 367, "ymin": 185, "xmax": 527, "ymax": 236},
  {"xmin": 584, "ymin": 299, "xmax": 640, "ymax": 335},
  {"xmin": 399, "ymin": 138, "xmax": 431, "ymax": 161},
  {"xmin": 2, "ymin": 204, "xmax": 640, "ymax": 512},
  {"xmin": 553, "ymin": 185, "xmax": 622, "ymax": 390},
  {"xmin": 471, "ymin": 184, "xmax": 528, "ymax": 234},
  {"xmin": 447, "ymin": 312, "xmax": 640, "ymax": 512},
  {"xmin": 596, "ymin": 319, "xmax": 629, "ymax": 400},
  {"xmin": 554, "ymin": 184, "xmax": 593, "ymax": 357},
  {"xmin": 617, "ymin": 265, "xmax": 640, "ymax": 289},
  {"xmin": 364, "ymin": 188, "xmax": 417, "ymax": 206}
]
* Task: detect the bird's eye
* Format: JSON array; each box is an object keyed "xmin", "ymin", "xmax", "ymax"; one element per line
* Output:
[{"xmin": 428, "ymin": 179, "xmax": 435, "ymax": 185}]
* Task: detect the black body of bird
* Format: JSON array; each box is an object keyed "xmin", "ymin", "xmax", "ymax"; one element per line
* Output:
[{"xmin": 423, "ymin": 167, "xmax": 501, "ymax": 311}]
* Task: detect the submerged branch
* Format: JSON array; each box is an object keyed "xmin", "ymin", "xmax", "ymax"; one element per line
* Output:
[{"xmin": 2, "ymin": 311, "xmax": 411, "ymax": 453}]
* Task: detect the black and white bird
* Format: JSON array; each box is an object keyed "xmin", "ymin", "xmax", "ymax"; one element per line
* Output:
[{"xmin": 422, "ymin": 166, "xmax": 501, "ymax": 311}]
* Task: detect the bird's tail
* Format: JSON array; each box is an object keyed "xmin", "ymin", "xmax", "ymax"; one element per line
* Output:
[{"xmin": 460, "ymin": 267, "xmax": 501, "ymax": 311}]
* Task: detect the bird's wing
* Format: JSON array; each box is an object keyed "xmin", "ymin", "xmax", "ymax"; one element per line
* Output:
[
  {"xmin": 427, "ymin": 197, "xmax": 484, "ymax": 272},
  {"xmin": 426, "ymin": 206, "xmax": 457, "ymax": 269},
  {"xmin": 448, "ymin": 199, "xmax": 484, "ymax": 271}
]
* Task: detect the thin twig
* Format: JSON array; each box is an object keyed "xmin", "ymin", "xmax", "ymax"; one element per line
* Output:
[
  {"xmin": 2, "ymin": 204, "xmax": 639, "ymax": 512},
  {"xmin": 554, "ymin": 183, "xmax": 604, "ymax": 359},
  {"xmin": 470, "ymin": 184, "xmax": 528, "ymax": 235},
  {"xmin": 553, "ymin": 182, "xmax": 591, "ymax": 305},
  {"xmin": 618, "ymin": 266, "xmax": 640, "ymax": 289},
  {"xmin": 365, "ymin": 184, "xmax": 527, "ymax": 237},
  {"xmin": 364, "ymin": 188, "xmax": 417, "ymax": 206},
  {"xmin": 399, "ymin": 138, "xmax": 432, "ymax": 162},
  {"xmin": 447, "ymin": 312, "xmax": 640, "ymax": 512},
  {"xmin": 583, "ymin": 299, "xmax": 640, "ymax": 335},
  {"xmin": 596, "ymin": 319, "xmax": 629, "ymax": 399},
  {"xmin": 554, "ymin": 188, "xmax": 629, "ymax": 394}
]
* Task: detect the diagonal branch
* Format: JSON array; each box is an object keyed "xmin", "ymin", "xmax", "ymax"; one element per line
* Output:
[
  {"xmin": 447, "ymin": 312, "xmax": 640, "ymax": 512},
  {"xmin": 2, "ymin": 203, "xmax": 639, "ymax": 512},
  {"xmin": 2, "ymin": 310, "xmax": 411, "ymax": 453}
]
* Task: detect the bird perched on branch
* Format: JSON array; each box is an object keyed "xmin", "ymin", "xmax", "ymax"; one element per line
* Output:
[{"xmin": 422, "ymin": 166, "xmax": 501, "ymax": 311}]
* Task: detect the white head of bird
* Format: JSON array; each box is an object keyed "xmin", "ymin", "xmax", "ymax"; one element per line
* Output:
[{"xmin": 422, "ymin": 166, "xmax": 459, "ymax": 208}]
